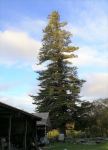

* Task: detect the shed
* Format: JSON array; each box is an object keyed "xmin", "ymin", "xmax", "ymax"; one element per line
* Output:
[
  {"xmin": 33, "ymin": 112, "xmax": 51, "ymax": 140},
  {"xmin": 0, "ymin": 102, "xmax": 41, "ymax": 150}
]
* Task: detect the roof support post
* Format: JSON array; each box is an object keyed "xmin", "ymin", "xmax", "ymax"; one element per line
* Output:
[
  {"xmin": 8, "ymin": 116, "xmax": 12, "ymax": 150},
  {"xmin": 24, "ymin": 119, "xmax": 27, "ymax": 150},
  {"xmin": 45, "ymin": 125, "xmax": 47, "ymax": 136},
  {"xmin": 35, "ymin": 122, "xmax": 37, "ymax": 140}
]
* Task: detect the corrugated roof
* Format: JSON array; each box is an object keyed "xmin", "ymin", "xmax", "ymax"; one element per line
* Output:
[
  {"xmin": 34, "ymin": 112, "xmax": 49, "ymax": 119},
  {"xmin": 33, "ymin": 112, "xmax": 50, "ymax": 126}
]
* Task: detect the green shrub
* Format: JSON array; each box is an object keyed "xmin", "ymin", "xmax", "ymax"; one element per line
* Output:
[
  {"xmin": 66, "ymin": 130, "xmax": 85, "ymax": 138},
  {"xmin": 47, "ymin": 129, "xmax": 60, "ymax": 140}
]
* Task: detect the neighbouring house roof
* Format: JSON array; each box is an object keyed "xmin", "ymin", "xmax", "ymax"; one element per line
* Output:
[
  {"xmin": 33, "ymin": 112, "xmax": 51, "ymax": 127},
  {"xmin": 0, "ymin": 101, "xmax": 41, "ymax": 121}
]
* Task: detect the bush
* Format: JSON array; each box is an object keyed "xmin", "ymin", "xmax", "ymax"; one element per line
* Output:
[
  {"xmin": 47, "ymin": 129, "xmax": 60, "ymax": 140},
  {"xmin": 66, "ymin": 130, "xmax": 85, "ymax": 138}
]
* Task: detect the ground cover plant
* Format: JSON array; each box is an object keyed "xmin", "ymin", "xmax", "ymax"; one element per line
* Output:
[{"xmin": 43, "ymin": 142, "xmax": 108, "ymax": 150}]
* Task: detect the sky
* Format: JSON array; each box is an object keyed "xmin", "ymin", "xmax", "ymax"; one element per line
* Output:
[{"xmin": 0, "ymin": 0, "xmax": 108, "ymax": 112}]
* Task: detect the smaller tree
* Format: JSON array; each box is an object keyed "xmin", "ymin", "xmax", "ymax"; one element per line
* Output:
[
  {"xmin": 75, "ymin": 101, "xmax": 93, "ymax": 131},
  {"xmin": 84, "ymin": 98, "xmax": 108, "ymax": 137},
  {"xmin": 92, "ymin": 99, "xmax": 108, "ymax": 137}
]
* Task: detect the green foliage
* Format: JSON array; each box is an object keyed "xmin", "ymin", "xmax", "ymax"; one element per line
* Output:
[
  {"xmin": 33, "ymin": 11, "xmax": 85, "ymax": 130},
  {"xmin": 66, "ymin": 129, "xmax": 85, "ymax": 138},
  {"xmin": 79, "ymin": 98, "xmax": 108, "ymax": 137},
  {"xmin": 75, "ymin": 101, "xmax": 93, "ymax": 130},
  {"xmin": 47, "ymin": 129, "xmax": 60, "ymax": 140},
  {"xmin": 65, "ymin": 122, "xmax": 85, "ymax": 138},
  {"xmin": 90, "ymin": 99, "xmax": 108, "ymax": 137},
  {"xmin": 46, "ymin": 142, "xmax": 108, "ymax": 150}
]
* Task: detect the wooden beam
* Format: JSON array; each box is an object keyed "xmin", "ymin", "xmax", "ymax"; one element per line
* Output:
[
  {"xmin": 8, "ymin": 116, "xmax": 12, "ymax": 150},
  {"xmin": 45, "ymin": 125, "xmax": 47, "ymax": 136},
  {"xmin": 24, "ymin": 119, "xmax": 27, "ymax": 150},
  {"xmin": 35, "ymin": 123, "xmax": 38, "ymax": 149}
]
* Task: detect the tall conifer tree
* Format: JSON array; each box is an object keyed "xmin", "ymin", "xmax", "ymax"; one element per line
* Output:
[{"xmin": 33, "ymin": 11, "xmax": 84, "ymax": 130}]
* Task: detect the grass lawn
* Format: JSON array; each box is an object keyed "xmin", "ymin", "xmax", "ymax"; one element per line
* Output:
[{"xmin": 43, "ymin": 142, "xmax": 108, "ymax": 150}]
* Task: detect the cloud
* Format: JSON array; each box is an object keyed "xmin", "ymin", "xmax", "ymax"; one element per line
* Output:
[
  {"xmin": 0, "ymin": 29, "xmax": 107, "ymax": 70},
  {"xmin": 0, "ymin": 95, "xmax": 35, "ymax": 112},
  {"xmin": 20, "ymin": 18, "xmax": 46, "ymax": 35},
  {"xmin": 1, "ymin": 72, "xmax": 107, "ymax": 112},
  {"xmin": 67, "ymin": 5, "xmax": 108, "ymax": 42},
  {"xmin": 64, "ymin": 7, "xmax": 108, "ymax": 69},
  {"xmin": 5, "ymin": 18, "xmax": 46, "ymax": 39},
  {"xmin": 0, "ymin": 77, "xmax": 22, "ymax": 93},
  {"xmin": 72, "ymin": 46, "xmax": 108, "ymax": 67},
  {"xmin": 0, "ymin": 30, "xmax": 41, "ymax": 67},
  {"xmin": 0, "ymin": 83, "xmax": 12, "ymax": 92},
  {"xmin": 32, "ymin": 60, "xmax": 52, "ymax": 71},
  {"xmin": 32, "ymin": 63, "xmax": 47, "ymax": 71},
  {"xmin": 81, "ymin": 73, "xmax": 108, "ymax": 100}
]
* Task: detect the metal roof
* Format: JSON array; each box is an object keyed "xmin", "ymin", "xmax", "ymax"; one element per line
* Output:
[{"xmin": 33, "ymin": 112, "xmax": 50, "ymax": 126}]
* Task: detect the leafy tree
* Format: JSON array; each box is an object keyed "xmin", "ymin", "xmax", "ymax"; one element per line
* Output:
[
  {"xmin": 79, "ymin": 98, "xmax": 108, "ymax": 137},
  {"xmin": 90, "ymin": 98, "xmax": 108, "ymax": 137},
  {"xmin": 76, "ymin": 101, "xmax": 93, "ymax": 131},
  {"xmin": 33, "ymin": 11, "xmax": 85, "ymax": 131}
]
